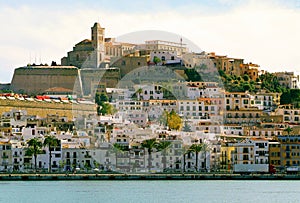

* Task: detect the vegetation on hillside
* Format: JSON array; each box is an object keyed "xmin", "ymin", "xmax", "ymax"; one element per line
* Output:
[{"xmin": 95, "ymin": 92, "xmax": 116, "ymax": 115}]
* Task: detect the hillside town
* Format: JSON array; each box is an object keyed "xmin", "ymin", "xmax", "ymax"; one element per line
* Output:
[{"xmin": 0, "ymin": 22, "xmax": 300, "ymax": 175}]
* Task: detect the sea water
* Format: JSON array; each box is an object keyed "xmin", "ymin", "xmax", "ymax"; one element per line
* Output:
[{"xmin": 0, "ymin": 180, "xmax": 299, "ymax": 203}]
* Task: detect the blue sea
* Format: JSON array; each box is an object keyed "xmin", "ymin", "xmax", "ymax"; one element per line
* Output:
[{"xmin": 0, "ymin": 180, "xmax": 299, "ymax": 203}]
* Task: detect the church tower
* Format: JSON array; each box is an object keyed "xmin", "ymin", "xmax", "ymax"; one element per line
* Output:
[{"xmin": 91, "ymin": 22, "xmax": 105, "ymax": 68}]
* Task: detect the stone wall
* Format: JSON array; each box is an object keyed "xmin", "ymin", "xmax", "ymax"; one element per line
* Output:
[
  {"xmin": 80, "ymin": 68, "xmax": 120, "ymax": 96},
  {"xmin": 112, "ymin": 56, "xmax": 148, "ymax": 77},
  {"xmin": 0, "ymin": 99, "xmax": 96, "ymax": 121},
  {"xmin": 10, "ymin": 67, "xmax": 82, "ymax": 95}
]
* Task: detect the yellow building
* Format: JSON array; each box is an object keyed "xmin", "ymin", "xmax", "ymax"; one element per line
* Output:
[
  {"xmin": 277, "ymin": 135, "xmax": 300, "ymax": 168},
  {"xmin": 0, "ymin": 141, "xmax": 13, "ymax": 172},
  {"xmin": 220, "ymin": 142, "xmax": 235, "ymax": 171},
  {"xmin": 269, "ymin": 140, "xmax": 281, "ymax": 170}
]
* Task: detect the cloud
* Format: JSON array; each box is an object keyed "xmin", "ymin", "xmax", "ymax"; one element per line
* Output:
[{"xmin": 0, "ymin": 0, "xmax": 299, "ymax": 83}]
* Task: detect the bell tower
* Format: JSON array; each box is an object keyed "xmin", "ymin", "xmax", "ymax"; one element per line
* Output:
[{"xmin": 91, "ymin": 22, "xmax": 105, "ymax": 68}]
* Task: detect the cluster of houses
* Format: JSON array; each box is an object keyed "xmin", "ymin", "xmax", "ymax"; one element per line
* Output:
[
  {"xmin": 0, "ymin": 77, "xmax": 300, "ymax": 174},
  {"xmin": 1, "ymin": 22, "xmax": 300, "ymax": 173}
]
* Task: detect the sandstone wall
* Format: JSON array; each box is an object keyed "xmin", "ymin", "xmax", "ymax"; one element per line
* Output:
[
  {"xmin": 80, "ymin": 68, "xmax": 120, "ymax": 96},
  {"xmin": 10, "ymin": 67, "xmax": 82, "ymax": 95},
  {"xmin": 0, "ymin": 100, "xmax": 96, "ymax": 121}
]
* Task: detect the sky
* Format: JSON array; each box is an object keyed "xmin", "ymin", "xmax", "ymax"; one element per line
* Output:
[{"xmin": 0, "ymin": 0, "xmax": 299, "ymax": 83}]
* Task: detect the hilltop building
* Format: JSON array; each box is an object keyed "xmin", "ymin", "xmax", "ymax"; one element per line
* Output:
[
  {"xmin": 61, "ymin": 22, "xmax": 135, "ymax": 68},
  {"xmin": 274, "ymin": 72, "xmax": 300, "ymax": 89}
]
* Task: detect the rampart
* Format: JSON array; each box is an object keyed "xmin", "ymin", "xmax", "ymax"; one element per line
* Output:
[
  {"xmin": 10, "ymin": 66, "xmax": 82, "ymax": 95},
  {"xmin": 0, "ymin": 99, "xmax": 96, "ymax": 120}
]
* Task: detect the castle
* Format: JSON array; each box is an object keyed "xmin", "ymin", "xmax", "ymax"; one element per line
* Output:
[{"xmin": 11, "ymin": 22, "xmax": 124, "ymax": 97}]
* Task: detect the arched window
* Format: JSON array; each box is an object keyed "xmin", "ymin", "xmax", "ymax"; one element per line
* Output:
[{"xmin": 161, "ymin": 56, "xmax": 165, "ymax": 61}]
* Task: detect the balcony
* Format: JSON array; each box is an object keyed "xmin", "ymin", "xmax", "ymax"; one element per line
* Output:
[
  {"xmin": 84, "ymin": 155, "xmax": 91, "ymax": 158},
  {"xmin": 2, "ymin": 155, "xmax": 9, "ymax": 159}
]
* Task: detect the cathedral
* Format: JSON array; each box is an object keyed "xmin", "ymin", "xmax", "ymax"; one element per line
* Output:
[{"xmin": 61, "ymin": 22, "xmax": 135, "ymax": 69}]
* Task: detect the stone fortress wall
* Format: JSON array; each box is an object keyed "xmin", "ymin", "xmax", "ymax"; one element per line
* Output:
[
  {"xmin": 10, "ymin": 66, "xmax": 81, "ymax": 95},
  {"xmin": 0, "ymin": 99, "xmax": 96, "ymax": 121}
]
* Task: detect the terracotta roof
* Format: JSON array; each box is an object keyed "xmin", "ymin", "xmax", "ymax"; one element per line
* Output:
[{"xmin": 76, "ymin": 39, "xmax": 92, "ymax": 46}]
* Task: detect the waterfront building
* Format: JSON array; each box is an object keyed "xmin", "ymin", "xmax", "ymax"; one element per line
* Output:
[
  {"xmin": 277, "ymin": 135, "xmax": 300, "ymax": 168},
  {"xmin": 0, "ymin": 141, "xmax": 13, "ymax": 172},
  {"xmin": 269, "ymin": 140, "xmax": 281, "ymax": 171},
  {"xmin": 62, "ymin": 148, "xmax": 96, "ymax": 171},
  {"xmin": 220, "ymin": 142, "xmax": 235, "ymax": 171},
  {"xmin": 11, "ymin": 140, "xmax": 25, "ymax": 172},
  {"xmin": 231, "ymin": 138, "xmax": 269, "ymax": 164}
]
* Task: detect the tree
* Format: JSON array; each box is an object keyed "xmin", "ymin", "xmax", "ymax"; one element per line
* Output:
[
  {"xmin": 243, "ymin": 74, "xmax": 250, "ymax": 81},
  {"xmin": 284, "ymin": 126, "xmax": 293, "ymax": 135},
  {"xmin": 97, "ymin": 102, "xmax": 116, "ymax": 115},
  {"xmin": 111, "ymin": 143, "xmax": 126, "ymax": 171},
  {"xmin": 141, "ymin": 138, "xmax": 158, "ymax": 172},
  {"xmin": 201, "ymin": 143, "xmax": 210, "ymax": 172},
  {"xmin": 26, "ymin": 138, "xmax": 43, "ymax": 172},
  {"xmin": 95, "ymin": 92, "xmax": 116, "ymax": 115},
  {"xmin": 189, "ymin": 144, "xmax": 202, "ymax": 172},
  {"xmin": 156, "ymin": 141, "xmax": 172, "ymax": 170},
  {"xmin": 136, "ymin": 88, "xmax": 143, "ymax": 101},
  {"xmin": 181, "ymin": 145, "xmax": 190, "ymax": 173},
  {"xmin": 158, "ymin": 111, "xmax": 168, "ymax": 127},
  {"xmin": 167, "ymin": 110, "xmax": 182, "ymax": 130},
  {"xmin": 43, "ymin": 135, "xmax": 59, "ymax": 172},
  {"xmin": 153, "ymin": 56, "xmax": 161, "ymax": 65}
]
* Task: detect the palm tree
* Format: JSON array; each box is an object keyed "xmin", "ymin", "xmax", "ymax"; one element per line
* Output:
[
  {"xmin": 181, "ymin": 145, "xmax": 190, "ymax": 173},
  {"xmin": 201, "ymin": 143, "xmax": 210, "ymax": 172},
  {"xmin": 284, "ymin": 126, "xmax": 293, "ymax": 135},
  {"xmin": 111, "ymin": 143, "xmax": 125, "ymax": 171},
  {"xmin": 156, "ymin": 141, "xmax": 172, "ymax": 170},
  {"xmin": 141, "ymin": 138, "xmax": 158, "ymax": 172},
  {"xmin": 189, "ymin": 144, "xmax": 202, "ymax": 172},
  {"xmin": 26, "ymin": 138, "xmax": 43, "ymax": 172},
  {"xmin": 43, "ymin": 135, "xmax": 59, "ymax": 172}
]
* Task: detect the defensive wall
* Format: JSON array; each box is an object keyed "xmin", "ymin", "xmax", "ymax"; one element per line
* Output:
[
  {"xmin": 0, "ymin": 99, "xmax": 96, "ymax": 120},
  {"xmin": 10, "ymin": 66, "xmax": 82, "ymax": 95}
]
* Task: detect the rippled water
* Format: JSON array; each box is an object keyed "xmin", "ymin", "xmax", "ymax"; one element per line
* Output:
[{"xmin": 0, "ymin": 180, "xmax": 300, "ymax": 203}]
